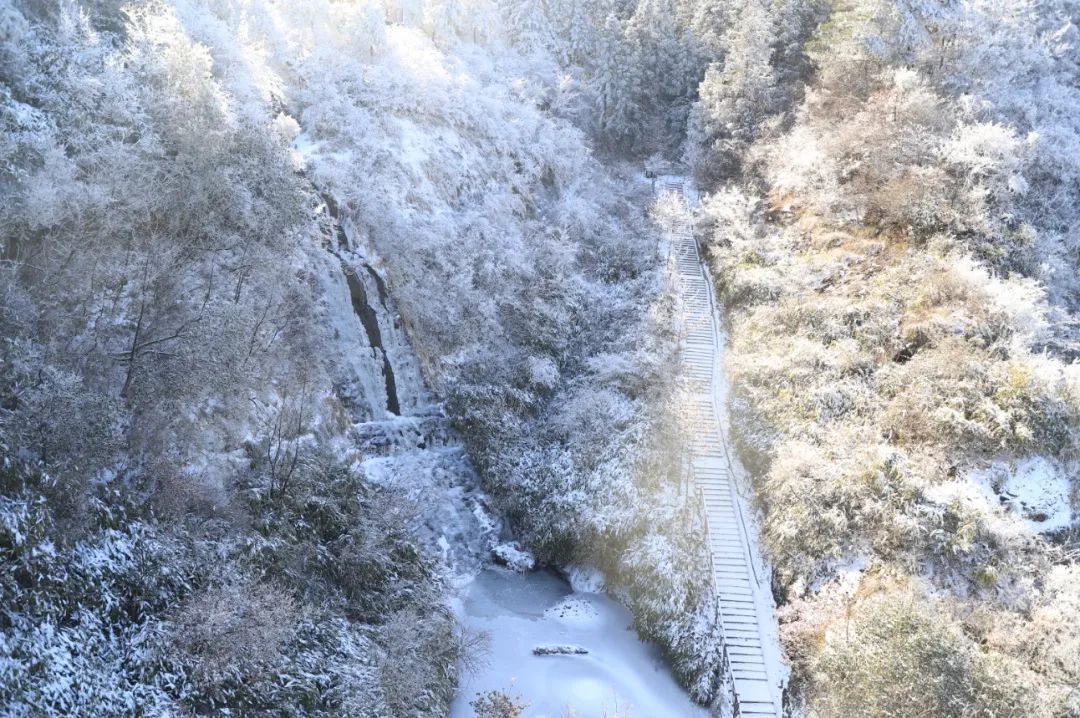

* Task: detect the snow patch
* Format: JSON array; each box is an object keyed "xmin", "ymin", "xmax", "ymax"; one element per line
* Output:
[
  {"xmin": 545, "ymin": 595, "xmax": 601, "ymax": 629},
  {"xmin": 999, "ymin": 457, "xmax": 1074, "ymax": 533},
  {"xmin": 809, "ymin": 554, "xmax": 870, "ymax": 596},
  {"xmin": 923, "ymin": 474, "xmax": 1001, "ymax": 513},
  {"xmin": 964, "ymin": 457, "xmax": 1075, "ymax": 534}
]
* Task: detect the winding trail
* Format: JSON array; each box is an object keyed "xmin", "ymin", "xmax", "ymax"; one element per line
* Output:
[{"xmin": 658, "ymin": 176, "xmax": 785, "ymax": 717}]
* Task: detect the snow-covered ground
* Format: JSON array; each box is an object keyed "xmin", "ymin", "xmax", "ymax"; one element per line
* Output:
[
  {"xmin": 449, "ymin": 568, "xmax": 707, "ymax": 718},
  {"xmin": 922, "ymin": 457, "xmax": 1076, "ymax": 537}
]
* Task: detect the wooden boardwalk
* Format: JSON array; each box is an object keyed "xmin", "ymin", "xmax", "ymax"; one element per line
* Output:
[{"xmin": 658, "ymin": 176, "xmax": 783, "ymax": 717}]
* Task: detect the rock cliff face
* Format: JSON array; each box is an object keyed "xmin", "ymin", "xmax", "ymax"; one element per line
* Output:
[{"xmin": 311, "ymin": 188, "xmax": 498, "ymax": 581}]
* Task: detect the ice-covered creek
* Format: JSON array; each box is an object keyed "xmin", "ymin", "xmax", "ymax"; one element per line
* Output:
[
  {"xmin": 308, "ymin": 180, "xmax": 704, "ymax": 718},
  {"xmin": 449, "ymin": 568, "xmax": 706, "ymax": 718},
  {"xmin": 327, "ymin": 255, "xmax": 705, "ymax": 716}
]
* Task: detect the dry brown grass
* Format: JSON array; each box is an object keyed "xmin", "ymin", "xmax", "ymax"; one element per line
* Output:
[{"xmin": 703, "ymin": 193, "xmax": 1079, "ymax": 715}]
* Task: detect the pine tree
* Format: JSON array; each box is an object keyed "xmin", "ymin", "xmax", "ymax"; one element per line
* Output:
[
  {"xmin": 592, "ymin": 12, "xmax": 636, "ymax": 141},
  {"xmin": 499, "ymin": 0, "xmax": 553, "ymax": 53},
  {"xmin": 625, "ymin": 0, "xmax": 695, "ymax": 145},
  {"xmin": 689, "ymin": 0, "xmax": 736, "ymax": 59},
  {"xmin": 690, "ymin": 0, "xmax": 779, "ymax": 179},
  {"xmin": 547, "ymin": 0, "xmax": 602, "ymax": 65},
  {"xmin": 423, "ymin": 0, "xmax": 467, "ymax": 42}
]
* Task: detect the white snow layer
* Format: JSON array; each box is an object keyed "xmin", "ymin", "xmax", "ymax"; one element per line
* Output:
[
  {"xmin": 449, "ymin": 568, "xmax": 706, "ymax": 718},
  {"xmin": 999, "ymin": 457, "xmax": 1074, "ymax": 533},
  {"xmin": 492, "ymin": 542, "xmax": 537, "ymax": 573},
  {"xmin": 928, "ymin": 457, "xmax": 1077, "ymax": 535}
]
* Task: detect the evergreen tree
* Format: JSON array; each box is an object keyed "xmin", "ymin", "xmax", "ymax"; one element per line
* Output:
[
  {"xmin": 499, "ymin": 0, "xmax": 553, "ymax": 53},
  {"xmin": 592, "ymin": 12, "xmax": 636, "ymax": 141},
  {"xmin": 423, "ymin": 0, "xmax": 467, "ymax": 42},
  {"xmin": 624, "ymin": 0, "xmax": 699, "ymax": 148},
  {"xmin": 548, "ymin": 0, "xmax": 607, "ymax": 66},
  {"xmin": 689, "ymin": 0, "xmax": 735, "ymax": 59}
]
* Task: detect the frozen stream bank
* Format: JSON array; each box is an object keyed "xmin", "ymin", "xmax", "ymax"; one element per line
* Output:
[{"xmin": 449, "ymin": 569, "xmax": 707, "ymax": 718}]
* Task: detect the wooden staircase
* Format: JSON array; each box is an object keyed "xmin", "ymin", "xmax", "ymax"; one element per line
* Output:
[{"xmin": 658, "ymin": 176, "xmax": 784, "ymax": 717}]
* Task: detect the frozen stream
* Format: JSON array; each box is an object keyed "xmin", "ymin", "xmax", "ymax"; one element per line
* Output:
[
  {"xmin": 449, "ymin": 568, "xmax": 707, "ymax": 718},
  {"xmin": 301, "ymin": 167, "xmax": 708, "ymax": 718}
]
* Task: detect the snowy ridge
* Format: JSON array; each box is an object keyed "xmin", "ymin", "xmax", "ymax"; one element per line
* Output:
[{"xmin": 659, "ymin": 175, "xmax": 785, "ymax": 717}]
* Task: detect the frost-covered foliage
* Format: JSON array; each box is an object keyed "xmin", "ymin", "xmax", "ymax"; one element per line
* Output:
[
  {"xmin": 702, "ymin": 179, "xmax": 1079, "ymax": 718},
  {"xmin": 692, "ymin": 1, "xmax": 1080, "ymax": 714},
  {"xmin": 498, "ymin": 0, "xmax": 704, "ymax": 151},
  {"xmin": 498, "ymin": 0, "xmax": 820, "ymax": 154},
  {"xmin": 16, "ymin": 0, "xmax": 1080, "ymax": 713},
  {"xmin": 807, "ymin": 583, "xmax": 1035, "ymax": 717},
  {"xmin": 2, "ymin": 0, "xmax": 730, "ymax": 712},
  {"xmin": 165, "ymin": 0, "xmax": 726, "ymax": 700},
  {"xmin": 694, "ymin": 0, "xmax": 1080, "ymax": 317},
  {"xmin": 757, "ymin": 0, "xmax": 1080, "ymax": 313},
  {"xmin": 687, "ymin": 0, "xmax": 824, "ymax": 183},
  {"xmin": 1, "ymin": 4, "xmax": 466, "ymax": 714},
  {"xmin": 0, "ymin": 449, "xmax": 460, "ymax": 716}
]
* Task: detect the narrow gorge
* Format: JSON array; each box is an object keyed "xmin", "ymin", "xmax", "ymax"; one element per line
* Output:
[{"xmin": 2, "ymin": 2, "xmax": 1077, "ymax": 717}]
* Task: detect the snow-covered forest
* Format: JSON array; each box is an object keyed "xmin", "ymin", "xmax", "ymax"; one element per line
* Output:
[{"xmin": 1, "ymin": 0, "xmax": 1077, "ymax": 716}]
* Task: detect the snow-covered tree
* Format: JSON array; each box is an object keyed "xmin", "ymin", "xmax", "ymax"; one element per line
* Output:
[
  {"xmin": 591, "ymin": 12, "xmax": 636, "ymax": 140},
  {"xmin": 423, "ymin": 0, "xmax": 468, "ymax": 42},
  {"xmin": 499, "ymin": 0, "xmax": 553, "ymax": 52}
]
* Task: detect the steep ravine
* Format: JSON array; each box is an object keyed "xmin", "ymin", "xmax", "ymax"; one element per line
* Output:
[
  {"xmin": 309, "ymin": 186, "xmax": 493, "ymax": 578},
  {"xmin": 315, "ymin": 188, "xmax": 704, "ymax": 715}
]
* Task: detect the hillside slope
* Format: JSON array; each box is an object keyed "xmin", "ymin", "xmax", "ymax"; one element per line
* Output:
[
  {"xmin": 0, "ymin": 1, "xmax": 721, "ymax": 713},
  {"xmin": 691, "ymin": 1, "xmax": 1080, "ymax": 714}
]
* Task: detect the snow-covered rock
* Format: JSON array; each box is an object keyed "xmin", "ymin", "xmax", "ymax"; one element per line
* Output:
[
  {"xmin": 492, "ymin": 542, "xmax": 536, "ymax": 573},
  {"xmin": 532, "ymin": 644, "xmax": 588, "ymax": 656}
]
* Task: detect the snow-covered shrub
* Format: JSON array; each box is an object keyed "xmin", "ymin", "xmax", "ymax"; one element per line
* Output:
[
  {"xmin": 0, "ymin": 459, "xmax": 199, "ymax": 716},
  {"xmin": 379, "ymin": 607, "xmax": 468, "ymax": 716},
  {"xmin": 168, "ymin": 580, "xmax": 299, "ymax": 704},
  {"xmin": 880, "ymin": 342, "xmax": 1080, "ymax": 455},
  {"xmin": 615, "ymin": 522, "xmax": 724, "ymax": 701},
  {"xmin": 243, "ymin": 456, "xmax": 441, "ymax": 623},
  {"xmin": 968, "ymin": 564, "xmax": 1080, "ymax": 704},
  {"xmin": 470, "ymin": 688, "xmax": 528, "ymax": 718},
  {"xmin": 700, "ymin": 189, "xmax": 787, "ymax": 309},
  {"xmin": 0, "ymin": 449, "xmax": 452, "ymax": 716},
  {"xmin": 0, "ymin": 339, "xmax": 126, "ymax": 533},
  {"xmin": 811, "ymin": 587, "xmax": 1039, "ymax": 717},
  {"xmin": 689, "ymin": 6, "xmax": 1080, "ymax": 716}
]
